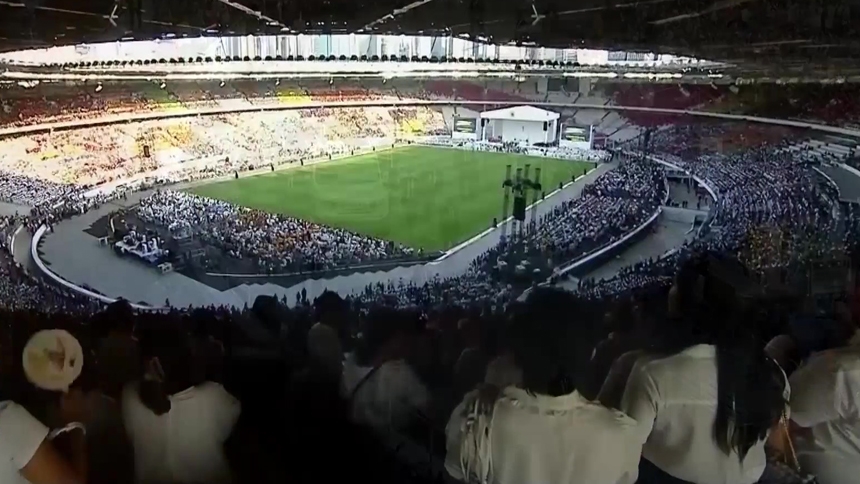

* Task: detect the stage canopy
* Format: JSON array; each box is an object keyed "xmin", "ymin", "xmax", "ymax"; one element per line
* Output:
[
  {"xmin": 480, "ymin": 106, "xmax": 560, "ymax": 123},
  {"xmin": 479, "ymin": 105, "xmax": 560, "ymax": 145}
]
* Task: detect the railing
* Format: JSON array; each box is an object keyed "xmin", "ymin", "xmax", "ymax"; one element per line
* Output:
[
  {"xmin": 841, "ymin": 161, "xmax": 860, "ymax": 179},
  {"xmin": 813, "ymin": 166, "xmax": 842, "ymax": 199},
  {"xmin": 552, "ymin": 207, "xmax": 663, "ymax": 280}
]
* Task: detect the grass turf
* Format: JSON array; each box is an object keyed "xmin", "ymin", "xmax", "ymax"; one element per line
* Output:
[{"xmin": 187, "ymin": 146, "xmax": 593, "ymax": 252}]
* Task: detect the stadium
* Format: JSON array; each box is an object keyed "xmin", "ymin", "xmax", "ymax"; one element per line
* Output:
[{"xmin": 0, "ymin": 1, "xmax": 859, "ymax": 484}]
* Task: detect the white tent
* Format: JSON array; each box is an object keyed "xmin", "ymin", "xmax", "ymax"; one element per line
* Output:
[{"xmin": 479, "ymin": 106, "xmax": 560, "ymax": 145}]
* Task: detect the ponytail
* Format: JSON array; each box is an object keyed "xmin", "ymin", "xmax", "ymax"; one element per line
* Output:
[
  {"xmin": 139, "ymin": 380, "xmax": 171, "ymax": 415},
  {"xmin": 713, "ymin": 337, "xmax": 785, "ymax": 460},
  {"xmin": 139, "ymin": 357, "xmax": 171, "ymax": 415},
  {"xmin": 136, "ymin": 326, "xmax": 199, "ymax": 416}
]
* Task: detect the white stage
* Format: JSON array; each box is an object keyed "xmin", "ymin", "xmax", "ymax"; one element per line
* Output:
[{"xmin": 480, "ymin": 106, "xmax": 560, "ymax": 145}]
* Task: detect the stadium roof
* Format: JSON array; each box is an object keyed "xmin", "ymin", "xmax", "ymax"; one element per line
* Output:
[
  {"xmin": 0, "ymin": 0, "xmax": 858, "ymax": 75},
  {"xmin": 481, "ymin": 106, "xmax": 559, "ymax": 122}
]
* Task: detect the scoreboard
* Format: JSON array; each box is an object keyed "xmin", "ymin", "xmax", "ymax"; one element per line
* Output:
[
  {"xmin": 561, "ymin": 125, "xmax": 591, "ymax": 143},
  {"xmin": 559, "ymin": 123, "xmax": 594, "ymax": 149},
  {"xmin": 453, "ymin": 117, "xmax": 478, "ymax": 134}
]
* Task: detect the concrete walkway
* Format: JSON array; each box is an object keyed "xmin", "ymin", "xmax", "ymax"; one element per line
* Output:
[
  {"xmin": 38, "ymin": 162, "xmax": 616, "ymax": 308},
  {"xmin": 556, "ymin": 212, "xmax": 694, "ymax": 291}
]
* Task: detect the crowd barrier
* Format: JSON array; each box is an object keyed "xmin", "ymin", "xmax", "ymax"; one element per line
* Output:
[
  {"xmin": 541, "ymin": 153, "xmax": 683, "ymax": 282},
  {"xmin": 841, "ymin": 162, "xmax": 860, "ymax": 179},
  {"xmin": 552, "ymin": 206, "xmax": 663, "ymax": 281},
  {"xmin": 813, "ymin": 166, "xmax": 842, "ymax": 199},
  {"xmin": 16, "ymin": 99, "xmax": 854, "ymax": 306},
  {"xmin": 204, "ymin": 252, "xmax": 441, "ymax": 279}
]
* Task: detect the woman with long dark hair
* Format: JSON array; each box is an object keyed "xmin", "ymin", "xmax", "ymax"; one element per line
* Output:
[
  {"xmin": 121, "ymin": 324, "xmax": 240, "ymax": 484},
  {"xmin": 445, "ymin": 289, "xmax": 642, "ymax": 484},
  {"xmin": 621, "ymin": 253, "xmax": 787, "ymax": 484}
]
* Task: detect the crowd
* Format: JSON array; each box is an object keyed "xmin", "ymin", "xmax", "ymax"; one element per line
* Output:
[
  {"xmin": 579, "ymin": 123, "xmax": 849, "ymax": 299},
  {"xmin": 0, "ymin": 81, "xmax": 857, "ymax": 484},
  {"xmin": 537, "ymin": 160, "xmax": 665, "ymax": 266},
  {"xmin": 347, "ymin": 157, "xmax": 665, "ymax": 310},
  {"xmin": 575, "ymin": 253, "xmax": 679, "ymax": 299},
  {"xmin": 0, "ymin": 246, "xmax": 853, "ymax": 484},
  {"xmin": 0, "ymin": 216, "xmax": 99, "ymax": 314},
  {"xmin": 0, "ymin": 172, "xmax": 84, "ymax": 208},
  {"xmin": 137, "ymin": 190, "xmax": 415, "ymax": 273},
  {"xmin": 0, "ymin": 104, "xmax": 446, "ymax": 194},
  {"xmin": 424, "ymin": 138, "xmax": 612, "ymax": 163}
]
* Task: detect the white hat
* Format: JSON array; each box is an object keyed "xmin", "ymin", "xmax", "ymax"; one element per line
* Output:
[{"xmin": 23, "ymin": 330, "xmax": 84, "ymax": 392}]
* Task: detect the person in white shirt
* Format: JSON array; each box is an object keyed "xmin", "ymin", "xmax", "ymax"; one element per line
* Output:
[
  {"xmin": 621, "ymin": 253, "xmax": 787, "ymax": 484},
  {"xmin": 789, "ymin": 325, "xmax": 860, "ymax": 484},
  {"xmin": 122, "ymin": 326, "xmax": 240, "ymax": 484},
  {"xmin": 341, "ymin": 307, "xmax": 430, "ymax": 434},
  {"xmin": 445, "ymin": 289, "xmax": 642, "ymax": 484},
  {"xmin": 0, "ymin": 393, "xmax": 88, "ymax": 484}
]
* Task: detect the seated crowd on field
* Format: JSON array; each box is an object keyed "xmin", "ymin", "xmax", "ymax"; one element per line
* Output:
[{"xmin": 138, "ymin": 190, "xmax": 415, "ymax": 273}]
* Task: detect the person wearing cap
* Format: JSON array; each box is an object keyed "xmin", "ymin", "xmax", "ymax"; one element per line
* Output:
[{"xmin": 4, "ymin": 329, "xmax": 90, "ymax": 484}]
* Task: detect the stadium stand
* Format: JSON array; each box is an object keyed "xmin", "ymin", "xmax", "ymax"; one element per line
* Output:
[
  {"xmin": 603, "ymin": 84, "xmax": 726, "ymax": 126},
  {"xmin": 0, "ymin": 78, "xmax": 857, "ymax": 484}
]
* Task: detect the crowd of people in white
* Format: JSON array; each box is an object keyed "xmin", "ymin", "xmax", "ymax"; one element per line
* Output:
[
  {"xmin": 578, "ymin": 123, "xmax": 851, "ymax": 299},
  {"xmin": 537, "ymin": 161, "xmax": 664, "ymax": 264},
  {"xmin": 138, "ymin": 190, "xmax": 414, "ymax": 272},
  {"xmin": 423, "ymin": 137, "xmax": 612, "ymax": 163}
]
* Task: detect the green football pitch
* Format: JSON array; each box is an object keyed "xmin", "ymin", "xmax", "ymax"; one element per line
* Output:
[{"xmin": 187, "ymin": 146, "xmax": 593, "ymax": 252}]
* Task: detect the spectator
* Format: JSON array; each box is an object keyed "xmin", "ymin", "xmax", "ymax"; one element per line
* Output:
[
  {"xmin": 0, "ymin": 391, "xmax": 89, "ymax": 484},
  {"xmin": 788, "ymin": 276, "xmax": 860, "ymax": 484},
  {"xmin": 620, "ymin": 253, "xmax": 787, "ymax": 484},
  {"xmin": 581, "ymin": 300, "xmax": 644, "ymax": 400},
  {"xmin": 445, "ymin": 288, "xmax": 642, "ymax": 484},
  {"xmin": 122, "ymin": 325, "xmax": 240, "ymax": 484},
  {"xmin": 341, "ymin": 307, "xmax": 430, "ymax": 434}
]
